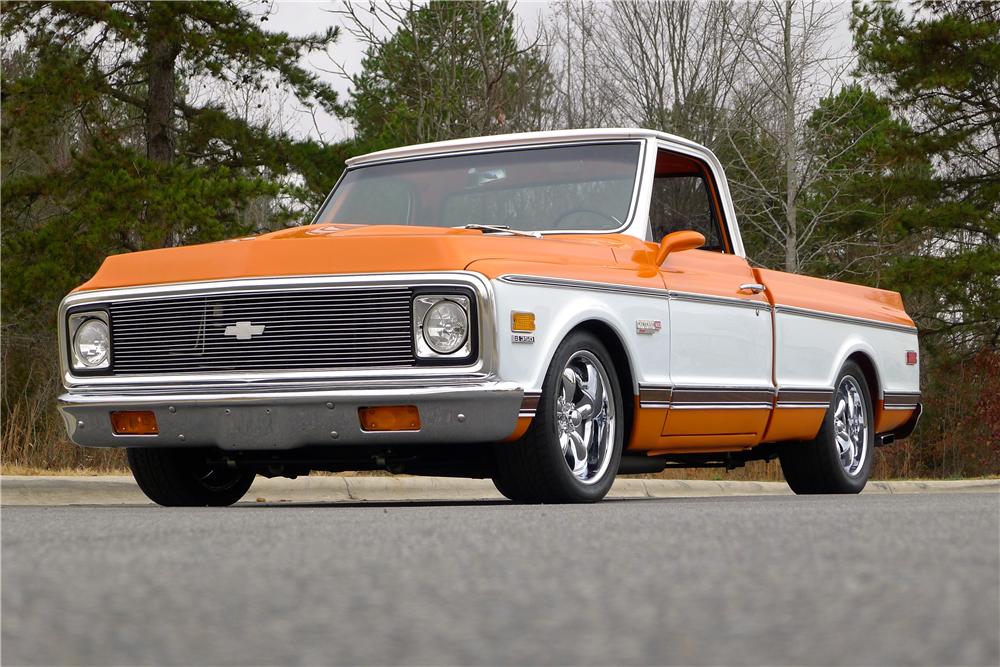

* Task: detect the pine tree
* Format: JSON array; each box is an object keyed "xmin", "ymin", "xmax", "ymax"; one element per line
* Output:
[
  {"xmin": 852, "ymin": 0, "xmax": 1000, "ymax": 352},
  {"xmin": 1, "ymin": 1, "xmax": 344, "ymax": 321}
]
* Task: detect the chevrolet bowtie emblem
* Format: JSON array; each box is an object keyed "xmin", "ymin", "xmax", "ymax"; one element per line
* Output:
[{"xmin": 223, "ymin": 321, "xmax": 266, "ymax": 340}]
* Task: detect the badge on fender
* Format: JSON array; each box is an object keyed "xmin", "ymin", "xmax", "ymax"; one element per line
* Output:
[
  {"xmin": 636, "ymin": 319, "xmax": 662, "ymax": 335},
  {"xmin": 512, "ymin": 333, "xmax": 535, "ymax": 344}
]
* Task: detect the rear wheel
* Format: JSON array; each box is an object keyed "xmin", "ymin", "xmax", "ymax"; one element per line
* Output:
[
  {"xmin": 493, "ymin": 331, "xmax": 624, "ymax": 503},
  {"xmin": 127, "ymin": 448, "xmax": 255, "ymax": 507},
  {"xmin": 779, "ymin": 360, "xmax": 874, "ymax": 494}
]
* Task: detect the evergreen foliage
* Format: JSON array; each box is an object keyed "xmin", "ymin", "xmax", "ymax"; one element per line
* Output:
[{"xmin": 1, "ymin": 1, "xmax": 344, "ymax": 325}]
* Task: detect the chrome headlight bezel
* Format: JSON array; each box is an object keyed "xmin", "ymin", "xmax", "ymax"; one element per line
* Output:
[
  {"xmin": 67, "ymin": 309, "xmax": 112, "ymax": 373},
  {"xmin": 413, "ymin": 292, "xmax": 476, "ymax": 362}
]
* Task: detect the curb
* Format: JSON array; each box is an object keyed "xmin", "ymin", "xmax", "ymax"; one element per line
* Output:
[{"xmin": 1, "ymin": 475, "xmax": 997, "ymax": 506}]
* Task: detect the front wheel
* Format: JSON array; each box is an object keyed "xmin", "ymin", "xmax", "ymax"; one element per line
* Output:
[
  {"xmin": 493, "ymin": 331, "xmax": 624, "ymax": 503},
  {"xmin": 779, "ymin": 360, "xmax": 874, "ymax": 494},
  {"xmin": 127, "ymin": 448, "xmax": 255, "ymax": 507}
]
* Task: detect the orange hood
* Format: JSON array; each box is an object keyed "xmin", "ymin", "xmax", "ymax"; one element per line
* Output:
[{"xmin": 75, "ymin": 224, "xmax": 649, "ymax": 292}]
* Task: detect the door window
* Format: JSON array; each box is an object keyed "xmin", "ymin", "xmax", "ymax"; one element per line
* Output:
[{"xmin": 649, "ymin": 175, "xmax": 724, "ymax": 251}]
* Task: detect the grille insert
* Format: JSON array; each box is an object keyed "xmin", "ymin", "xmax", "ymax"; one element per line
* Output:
[{"xmin": 108, "ymin": 287, "xmax": 415, "ymax": 374}]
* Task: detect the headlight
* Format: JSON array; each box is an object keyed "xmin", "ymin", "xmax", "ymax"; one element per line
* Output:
[
  {"xmin": 413, "ymin": 295, "xmax": 473, "ymax": 359},
  {"xmin": 69, "ymin": 312, "xmax": 111, "ymax": 370},
  {"xmin": 423, "ymin": 300, "xmax": 469, "ymax": 354}
]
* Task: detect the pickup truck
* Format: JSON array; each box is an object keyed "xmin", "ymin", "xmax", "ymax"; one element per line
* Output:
[{"xmin": 57, "ymin": 129, "xmax": 922, "ymax": 505}]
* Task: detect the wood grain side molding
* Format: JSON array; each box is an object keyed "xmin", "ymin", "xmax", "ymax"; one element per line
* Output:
[
  {"xmin": 775, "ymin": 387, "xmax": 835, "ymax": 409},
  {"xmin": 883, "ymin": 391, "xmax": 922, "ymax": 410},
  {"xmin": 519, "ymin": 391, "xmax": 542, "ymax": 417}
]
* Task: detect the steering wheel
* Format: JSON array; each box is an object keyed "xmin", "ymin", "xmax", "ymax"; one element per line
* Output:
[{"xmin": 550, "ymin": 208, "xmax": 622, "ymax": 230}]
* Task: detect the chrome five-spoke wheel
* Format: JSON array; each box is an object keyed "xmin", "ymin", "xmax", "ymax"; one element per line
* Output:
[
  {"xmin": 492, "ymin": 331, "xmax": 624, "ymax": 503},
  {"xmin": 778, "ymin": 360, "xmax": 874, "ymax": 494},
  {"xmin": 555, "ymin": 351, "xmax": 616, "ymax": 485},
  {"xmin": 834, "ymin": 375, "xmax": 868, "ymax": 477}
]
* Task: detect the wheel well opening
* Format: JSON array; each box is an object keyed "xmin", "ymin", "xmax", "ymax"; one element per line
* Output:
[
  {"xmin": 846, "ymin": 351, "xmax": 880, "ymax": 406},
  {"xmin": 569, "ymin": 320, "xmax": 636, "ymax": 444}
]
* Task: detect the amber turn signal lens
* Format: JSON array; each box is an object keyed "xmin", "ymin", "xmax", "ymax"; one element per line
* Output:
[
  {"xmin": 110, "ymin": 411, "xmax": 159, "ymax": 435},
  {"xmin": 511, "ymin": 311, "xmax": 536, "ymax": 332},
  {"xmin": 358, "ymin": 405, "xmax": 421, "ymax": 431}
]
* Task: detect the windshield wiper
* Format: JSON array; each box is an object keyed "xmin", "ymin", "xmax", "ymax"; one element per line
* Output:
[{"xmin": 459, "ymin": 224, "xmax": 542, "ymax": 239}]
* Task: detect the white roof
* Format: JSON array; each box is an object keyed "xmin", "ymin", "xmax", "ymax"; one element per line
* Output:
[{"xmin": 345, "ymin": 128, "xmax": 713, "ymax": 166}]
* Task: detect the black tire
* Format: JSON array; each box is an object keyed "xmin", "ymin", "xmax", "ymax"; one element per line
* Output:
[
  {"xmin": 493, "ymin": 331, "xmax": 625, "ymax": 503},
  {"xmin": 779, "ymin": 360, "xmax": 874, "ymax": 494},
  {"xmin": 127, "ymin": 447, "xmax": 255, "ymax": 507}
]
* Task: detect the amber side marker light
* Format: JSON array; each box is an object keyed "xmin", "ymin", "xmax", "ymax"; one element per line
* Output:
[
  {"xmin": 359, "ymin": 405, "xmax": 421, "ymax": 431},
  {"xmin": 511, "ymin": 311, "xmax": 536, "ymax": 332},
  {"xmin": 111, "ymin": 411, "xmax": 159, "ymax": 435}
]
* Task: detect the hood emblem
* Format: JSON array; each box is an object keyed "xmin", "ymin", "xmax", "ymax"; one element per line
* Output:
[{"xmin": 224, "ymin": 321, "xmax": 266, "ymax": 340}]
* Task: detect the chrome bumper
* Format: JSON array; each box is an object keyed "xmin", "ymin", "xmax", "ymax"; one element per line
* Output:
[{"xmin": 58, "ymin": 382, "xmax": 524, "ymax": 450}]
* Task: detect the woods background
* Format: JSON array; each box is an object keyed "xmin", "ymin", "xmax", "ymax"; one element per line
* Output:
[{"xmin": 2, "ymin": 0, "xmax": 997, "ymax": 477}]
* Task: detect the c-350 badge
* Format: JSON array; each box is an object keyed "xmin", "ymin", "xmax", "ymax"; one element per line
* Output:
[{"xmin": 635, "ymin": 319, "xmax": 662, "ymax": 335}]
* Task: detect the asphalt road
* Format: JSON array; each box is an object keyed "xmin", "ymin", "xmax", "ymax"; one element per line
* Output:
[{"xmin": 3, "ymin": 493, "xmax": 998, "ymax": 666}]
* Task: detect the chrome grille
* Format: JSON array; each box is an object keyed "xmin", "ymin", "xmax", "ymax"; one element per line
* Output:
[{"xmin": 108, "ymin": 287, "xmax": 415, "ymax": 374}]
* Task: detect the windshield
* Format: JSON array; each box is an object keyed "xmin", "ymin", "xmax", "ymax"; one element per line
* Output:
[{"xmin": 316, "ymin": 142, "xmax": 642, "ymax": 233}]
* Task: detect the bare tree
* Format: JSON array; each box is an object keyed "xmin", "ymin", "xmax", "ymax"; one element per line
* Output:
[
  {"xmin": 332, "ymin": 1, "xmax": 552, "ymax": 144},
  {"xmin": 721, "ymin": 0, "xmax": 859, "ymax": 273},
  {"xmin": 546, "ymin": 1, "xmax": 740, "ymax": 146},
  {"xmin": 544, "ymin": 0, "xmax": 618, "ymax": 128}
]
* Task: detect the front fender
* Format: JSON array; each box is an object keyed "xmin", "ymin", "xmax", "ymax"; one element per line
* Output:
[{"xmin": 485, "ymin": 273, "xmax": 670, "ymax": 395}]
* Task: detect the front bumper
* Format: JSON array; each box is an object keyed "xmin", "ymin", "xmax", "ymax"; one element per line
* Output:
[{"xmin": 59, "ymin": 382, "xmax": 524, "ymax": 450}]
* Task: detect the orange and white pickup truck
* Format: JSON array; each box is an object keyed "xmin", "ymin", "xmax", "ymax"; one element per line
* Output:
[{"xmin": 58, "ymin": 129, "xmax": 921, "ymax": 505}]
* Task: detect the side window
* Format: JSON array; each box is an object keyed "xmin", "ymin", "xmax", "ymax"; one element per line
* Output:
[{"xmin": 648, "ymin": 175, "xmax": 724, "ymax": 251}]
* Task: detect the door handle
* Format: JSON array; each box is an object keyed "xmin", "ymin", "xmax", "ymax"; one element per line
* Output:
[{"xmin": 739, "ymin": 283, "xmax": 766, "ymax": 295}]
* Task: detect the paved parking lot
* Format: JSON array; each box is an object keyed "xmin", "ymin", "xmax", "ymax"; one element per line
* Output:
[{"xmin": 3, "ymin": 492, "xmax": 998, "ymax": 665}]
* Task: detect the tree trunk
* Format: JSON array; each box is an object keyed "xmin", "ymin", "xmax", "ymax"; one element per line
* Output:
[
  {"xmin": 782, "ymin": 0, "xmax": 799, "ymax": 274},
  {"xmin": 144, "ymin": 5, "xmax": 179, "ymax": 164}
]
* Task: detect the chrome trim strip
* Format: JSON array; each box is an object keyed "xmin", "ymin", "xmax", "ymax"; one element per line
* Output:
[
  {"xmin": 883, "ymin": 391, "xmax": 921, "ymax": 410},
  {"xmin": 667, "ymin": 291, "xmax": 770, "ymax": 311},
  {"xmin": 59, "ymin": 272, "xmax": 498, "ymax": 390},
  {"xmin": 498, "ymin": 276, "xmax": 770, "ymax": 311},
  {"xmin": 775, "ymin": 387, "xmax": 834, "ymax": 409},
  {"xmin": 669, "ymin": 403, "xmax": 774, "ymax": 411},
  {"xmin": 638, "ymin": 385, "xmax": 672, "ymax": 409},
  {"xmin": 671, "ymin": 388, "xmax": 776, "ymax": 404},
  {"xmin": 774, "ymin": 304, "xmax": 917, "ymax": 334},
  {"xmin": 519, "ymin": 391, "xmax": 542, "ymax": 418},
  {"xmin": 775, "ymin": 403, "xmax": 831, "ymax": 409},
  {"xmin": 498, "ymin": 274, "xmax": 668, "ymax": 299},
  {"xmin": 637, "ymin": 385, "xmax": 776, "ymax": 410}
]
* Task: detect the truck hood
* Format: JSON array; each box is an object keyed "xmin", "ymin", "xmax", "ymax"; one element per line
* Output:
[{"xmin": 75, "ymin": 224, "xmax": 649, "ymax": 291}]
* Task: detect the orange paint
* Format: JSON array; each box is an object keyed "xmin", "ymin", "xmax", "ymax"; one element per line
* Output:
[
  {"xmin": 75, "ymin": 226, "xmax": 632, "ymax": 292},
  {"xmin": 626, "ymin": 403, "xmax": 669, "ymax": 450},
  {"xmin": 761, "ymin": 408, "xmax": 827, "ymax": 442},
  {"xmin": 662, "ymin": 407, "xmax": 770, "ymax": 443},
  {"xmin": 658, "ymin": 249, "xmax": 769, "ymax": 303},
  {"xmin": 754, "ymin": 267, "xmax": 915, "ymax": 329},
  {"xmin": 502, "ymin": 417, "xmax": 533, "ymax": 442},
  {"xmin": 875, "ymin": 402, "xmax": 916, "ymax": 433}
]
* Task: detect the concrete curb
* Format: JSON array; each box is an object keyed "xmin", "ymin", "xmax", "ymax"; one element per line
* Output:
[{"xmin": 1, "ymin": 475, "xmax": 997, "ymax": 506}]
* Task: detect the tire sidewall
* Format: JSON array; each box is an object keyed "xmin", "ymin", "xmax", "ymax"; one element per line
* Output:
[
  {"xmin": 533, "ymin": 331, "xmax": 625, "ymax": 502},
  {"xmin": 820, "ymin": 362, "xmax": 875, "ymax": 492}
]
